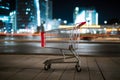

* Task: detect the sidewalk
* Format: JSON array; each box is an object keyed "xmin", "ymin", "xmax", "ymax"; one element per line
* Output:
[{"xmin": 0, "ymin": 54, "xmax": 120, "ymax": 80}]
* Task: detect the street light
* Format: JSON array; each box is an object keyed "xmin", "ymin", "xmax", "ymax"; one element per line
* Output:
[
  {"xmin": 104, "ymin": 20, "xmax": 107, "ymax": 25},
  {"xmin": 103, "ymin": 20, "xmax": 107, "ymax": 34}
]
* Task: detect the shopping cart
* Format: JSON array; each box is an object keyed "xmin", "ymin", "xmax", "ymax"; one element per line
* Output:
[{"xmin": 42, "ymin": 22, "xmax": 86, "ymax": 72}]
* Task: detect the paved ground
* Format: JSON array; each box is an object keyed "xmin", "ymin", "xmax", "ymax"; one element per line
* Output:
[{"xmin": 0, "ymin": 54, "xmax": 120, "ymax": 80}]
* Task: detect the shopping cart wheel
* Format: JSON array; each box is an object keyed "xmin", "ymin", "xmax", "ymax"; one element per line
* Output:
[
  {"xmin": 75, "ymin": 64, "xmax": 81, "ymax": 72},
  {"xmin": 44, "ymin": 64, "xmax": 51, "ymax": 70}
]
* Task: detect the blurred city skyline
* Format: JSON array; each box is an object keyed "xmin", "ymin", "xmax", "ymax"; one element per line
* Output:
[{"xmin": 9, "ymin": 0, "xmax": 120, "ymax": 25}]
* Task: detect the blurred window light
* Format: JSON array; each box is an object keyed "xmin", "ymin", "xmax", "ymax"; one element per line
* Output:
[
  {"xmin": 0, "ymin": 16, "xmax": 9, "ymax": 22},
  {"xmin": 0, "ymin": 6, "xmax": 9, "ymax": 10},
  {"xmin": 26, "ymin": 12, "xmax": 28, "ymax": 15},
  {"xmin": 26, "ymin": 8, "xmax": 31, "ymax": 11}
]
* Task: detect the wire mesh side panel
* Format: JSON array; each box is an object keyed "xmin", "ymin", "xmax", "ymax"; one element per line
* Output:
[
  {"xmin": 69, "ymin": 24, "xmax": 80, "ymax": 50},
  {"xmin": 45, "ymin": 24, "xmax": 80, "ymax": 49}
]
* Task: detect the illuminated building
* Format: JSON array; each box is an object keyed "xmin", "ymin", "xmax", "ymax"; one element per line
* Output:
[
  {"xmin": 73, "ymin": 7, "xmax": 98, "ymax": 25},
  {"xmin": 16, "ymin": 0, "xmax": 37, "ymax": 30},
  {"xmin": 73, "ymin": 7, "xmax": 100, "ymax": 34},
  {"xmin": 16, "ymin": 0, "xmax": 52, "ymax": 32},
  {"xmin": 0, "ymin": 0, "xmax": 11, "ymax": 32},
  {"xmin": 0, "ymin": 0, "xmax": 10, "ymax": 22},
  {"xmin": 9, "ymin": 11, "xmax": 16, "ymax": 33}
]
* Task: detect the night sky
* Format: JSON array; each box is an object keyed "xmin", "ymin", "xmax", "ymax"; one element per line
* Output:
[{"xmin": 10, "ymin": 0, "xmax": 120, "ymax": 25}]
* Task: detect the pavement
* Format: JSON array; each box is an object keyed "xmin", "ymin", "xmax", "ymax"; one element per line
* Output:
[{"xmin": 0, "ymin": 54, "xmax": 120, "ymax": 80}]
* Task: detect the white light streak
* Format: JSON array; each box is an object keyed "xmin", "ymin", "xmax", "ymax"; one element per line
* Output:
[{"xmin": 35, "ymin": 0, "xmax": 41, "ymax": 26}]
